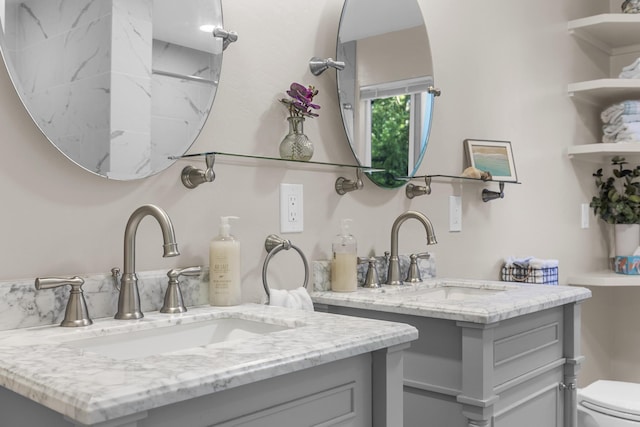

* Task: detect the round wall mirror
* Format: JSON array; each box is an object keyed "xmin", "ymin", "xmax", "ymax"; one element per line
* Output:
[
  {"xmin": 0, "ymin": 0, "xmax": 226, "ymax": 180},
  {"xmin": 336, "ymin": 0, "xmax": 435, "ymax": 188}
]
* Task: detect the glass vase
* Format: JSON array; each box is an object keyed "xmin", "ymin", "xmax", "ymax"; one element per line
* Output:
[{"xmin": 279, "ymin": 116, "xmax": 314, "ymax": 161}]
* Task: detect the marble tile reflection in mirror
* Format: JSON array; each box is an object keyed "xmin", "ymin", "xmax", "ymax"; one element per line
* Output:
[
  {"xmin": 0, "ymin": 0, "xmax": 226, "ymax": 180},
  {"xmin": 336, "ymin": 0, "xmax": 436, "ymax": 188}
]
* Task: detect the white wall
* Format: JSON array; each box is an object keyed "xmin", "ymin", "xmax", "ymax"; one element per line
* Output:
[{"xmin": 0, "ymin": 0, "xmax": 631, "ymax": 386}]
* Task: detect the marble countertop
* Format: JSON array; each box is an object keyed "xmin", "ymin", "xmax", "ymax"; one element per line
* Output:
[
  {"xmin": 0, "ymin": 304, "xmax": 418, "ymax": 425},
  {"xmin": 311, "ymin": 278, "xmax": 592, "ymax": 324}
]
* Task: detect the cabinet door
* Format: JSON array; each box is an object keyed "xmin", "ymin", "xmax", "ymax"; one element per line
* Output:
[
  {"xmin": 139, "ymin": 354, "xmax": 372, "ymax": 427},
  {"xmin": 212, "ymin": 382, "xmax": 358, "ymax": 427},
  {"xmin": 493, "ymin": 372, "xmax": 564, "ymax": 427}
]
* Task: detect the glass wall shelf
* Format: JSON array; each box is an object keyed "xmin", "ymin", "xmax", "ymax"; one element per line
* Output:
[
  {"xmin": 402, "ymin": 174, "xmax": 521, "ymax": 202},
  {"xmin": 411, "ymin": 174, "xmax": 521, "ymax": 185},
  {"xmin": 170, "ymin": 151, "xmax": 384, "ymax": 172},
  {"xmin": 171, "ymin": 151, "xmax": 385, "ymax": 194}
]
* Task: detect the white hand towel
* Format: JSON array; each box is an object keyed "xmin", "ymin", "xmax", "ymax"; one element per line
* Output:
[
  {"xmin": 622, "ymin": 57, "xmax": 640, "ymax": 72},
  {"xmin": 602, "ymin": 121, "xmax": 640, "ymax": 143},
  {"xmin": 614, "ymin": 126, "xmax": 640, "ymax": 142},
  {"xmin": 619, "ymin": 70, "xmax": 640, "ymax": 79},
  {"xmin": 606, "ymin": 121, "xmax": 640, "ymax": 135},
  {"xmin": 601, "ymin": 133, "xmax": 640, "ymax": 144},
  {"xmin": 602, "ymin": 114, "xmax": 640, "ymax": 134},
  {"xmin": 269, "ymin": 287, "xmax": 314, "ymax": 311},
  {"xmin": 615, "ymin": 134, "xmax": 640, "ymax": 143},
  {"xmin": 601, "ymin": 101, "xmax": 640, "ymax": 123},
  {"xmin": 602, "ymin": 104, "xmax": 624, "ymax": 124}
]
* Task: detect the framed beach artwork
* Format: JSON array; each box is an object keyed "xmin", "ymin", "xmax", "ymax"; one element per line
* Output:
[{"xmin": 464, "ymin": 139, "xmax": 518, "ymax": 182}]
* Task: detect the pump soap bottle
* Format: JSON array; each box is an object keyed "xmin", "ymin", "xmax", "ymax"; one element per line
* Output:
[
  {"xmin": 331, "ymin": 219, "xmax": 357, "ymax": 292},
  {"xmin": 209, "ymin": 216, "xmax": 241, "ymax": 306}
]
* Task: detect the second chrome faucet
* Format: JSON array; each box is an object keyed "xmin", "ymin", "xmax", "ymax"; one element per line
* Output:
[
  {"xmin": 115, "ymin": 205, "xmax": 180, "ymax": 320},
  {"xmin": 387, "ymin": 210, "xmax": 437, "ymax": 286}
]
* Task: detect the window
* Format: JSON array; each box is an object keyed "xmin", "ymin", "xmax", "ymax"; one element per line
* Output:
[{"xmin": 361, "ymin": 77, "xmax": 433, "ymax": 187}]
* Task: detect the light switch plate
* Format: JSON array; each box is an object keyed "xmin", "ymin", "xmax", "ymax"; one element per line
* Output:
[
  {"xmin": 449, "ymin": 196, "xmax": 462, "ymax": 232},
  {"xmin": 280, "ymin": 183, "xmax": 303, "ymax": 233},
  {"xmin": 581, "ymin": 203, "xmax": 590, "ymax": 229}
]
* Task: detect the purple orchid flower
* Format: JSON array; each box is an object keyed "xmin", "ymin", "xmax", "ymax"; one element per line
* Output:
[{"xmin": 280, "ymin": 82, "xmax": 320, "ymax": 118}]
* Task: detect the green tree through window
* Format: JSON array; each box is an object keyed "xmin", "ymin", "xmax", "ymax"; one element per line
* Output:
[{"xmin": 370, "ymin": 95, "xmax": 410, "ymax": 187}]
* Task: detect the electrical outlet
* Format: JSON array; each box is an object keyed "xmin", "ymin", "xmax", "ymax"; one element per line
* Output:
[
  {"xmin": 280, "ymin": 183, "xmax": 303, "ymax": 233},
  {"xmin": 449, "ymin": 196, "xmax": 462, "ymax": 232}
]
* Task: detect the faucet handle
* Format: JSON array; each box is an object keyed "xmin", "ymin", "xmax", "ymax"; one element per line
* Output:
[
  {"xmin": 161, "ymin": 266, "xmax": 202, "ymax": 313},
  {"xmin": 111, "ymin": 267, "xmax": 121, "ymax": 291},
  {"xmin": 405, "ymin": 254, "xmax": 422, "ymax": 284},
  {"xmin": 358, "ymin": 257, "xmax": 381, "ymax": 288},
  {"xmin": 405, "ymin": 254, "xmax": 421, "ymax": 283},
  {"xmin": 404, "ymin": 253, "xmax": 431, "ymax": 283},
  {"xmin": 35, "ymin": 276, "xmax": 92, "ymax": 327}
]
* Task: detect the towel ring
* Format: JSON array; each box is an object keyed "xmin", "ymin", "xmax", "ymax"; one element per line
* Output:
[{"xmin": 262, "ymin": 234, "xmax": 309, "ymax": 304}]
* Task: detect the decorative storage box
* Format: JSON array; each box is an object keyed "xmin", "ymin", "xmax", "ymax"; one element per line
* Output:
[
  {"xmin": 500, "ymin": 265, "xmax": 559, "ymax": 285},
  {"xmin": 614, "ymin": 256, "xmax": 640, "ymax": 275}
]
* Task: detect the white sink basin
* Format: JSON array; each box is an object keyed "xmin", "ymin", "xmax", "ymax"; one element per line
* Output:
[
  {"xmin": 403, "ymin": 286, "xmax": 506, "ymax": 300},
  {"xmin": 64, "ymin": 318, "xmax": 292, "ymax": 360},
  {"xmin": 379, "ymin": 281, "xmax": 518, "ymax": 301}
]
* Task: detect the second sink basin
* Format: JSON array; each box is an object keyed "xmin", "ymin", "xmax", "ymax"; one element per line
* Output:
[
  {"xmin": 378, "ymin": 281, "xmax": 519, "ymax": 301},
  {"xmin": 403, "ymin": 285, "xmax": 506, "ymax": 300},
  {"xmin": 64, "ymin": 317, "xmax": 292, "ymax": 360}
]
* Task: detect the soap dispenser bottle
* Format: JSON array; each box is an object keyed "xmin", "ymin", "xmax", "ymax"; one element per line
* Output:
[
  {"xmin": 209, "ymin": 216, "xmax": 241, "ymax": 306},
  {"xmin": 331, "ymin": 219, "xmax": 357, "ymax": 292}
]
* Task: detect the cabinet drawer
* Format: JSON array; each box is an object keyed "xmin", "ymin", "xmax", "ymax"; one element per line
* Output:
[
  {"xmin": 214, "ymin": 382, "xmax": 356, "ymax": 427},
  {"xmin": 493, "ymin": 307, "xmax": 564, "ymax": 386}
]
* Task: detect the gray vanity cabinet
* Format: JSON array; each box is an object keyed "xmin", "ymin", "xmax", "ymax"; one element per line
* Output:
[
  {"xmin": 0, "ymin": 348, "xmax": 408, "ymax": 427},
  {"xmin": 316, "ymin": 303, "xmax": 582, "ymax": 427}
]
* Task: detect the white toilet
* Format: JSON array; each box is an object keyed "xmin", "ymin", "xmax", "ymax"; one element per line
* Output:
[{"xmin": 578, "ymin": 380, "xmax": 640, "ymax": 426}]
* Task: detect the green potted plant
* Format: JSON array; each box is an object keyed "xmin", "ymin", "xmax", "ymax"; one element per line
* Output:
[{"xmin": 590, "ymin": 156, "xmax": 640, "ymax": 256}]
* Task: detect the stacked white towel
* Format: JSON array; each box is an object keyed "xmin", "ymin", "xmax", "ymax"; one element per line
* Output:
[
  {"xmin": 269, "ymin": 287, "xmax": 314, "ymax": 311},
  {"xmin": 619, "ymin": 57, "xmax": 640, "ymax": 79},
  {"xmin": 600, "ymin": 101, "xmax": 640, "ymax": 143}
]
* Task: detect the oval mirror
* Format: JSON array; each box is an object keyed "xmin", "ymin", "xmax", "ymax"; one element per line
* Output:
[
  {"xmin": 336, "ymin": 0, "xmax": 435, "ymax": 188},
  {"xmin": 0, "ymin": 0, "xmax": 226, "ymax": 180}
]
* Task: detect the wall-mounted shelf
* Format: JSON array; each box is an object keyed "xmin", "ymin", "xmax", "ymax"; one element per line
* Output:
[
  {"xmin": 568, "ymin": 12, "xmax": 640, "ymax": 289},
  {"xmin": 405, "ymin": 174, "xmax": 521, "ymax": 202},
  {"xmin": 568, "ymin": 13, "xmax": 640, "ymax": 54},
  {"xmin": 568, "ymin": 271, "xmax": 640, "ymax": 287},
  {"xmin": 568, "ymin": 79, "xmax": 640, "ymax": 105},
  {"xmin": 568, "ymin": 15, "xmax": 640, "ymax": 105},
  {"xmin": 170, "ymin": 151, "xmax": 384, "ymax": 195},
  {"xmin": 172, "ymin": 150, "xmax": 378, "ymax": 170},
  {"xmin": 567, "ymin": 143, "xmax": 640, "ymax": 162},
  {"xmin": 415, "ymin": 174, "xmax": 521, "ymax": 184}
]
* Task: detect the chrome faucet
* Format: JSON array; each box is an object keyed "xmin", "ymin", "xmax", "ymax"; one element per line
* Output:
[
  {"xmin": 387, "ymin": 210, "xmax": 437, "ymax": 285},
  {"xmin": 115, "ymin": 205, "xmax": 180, "ymax": 320}
]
